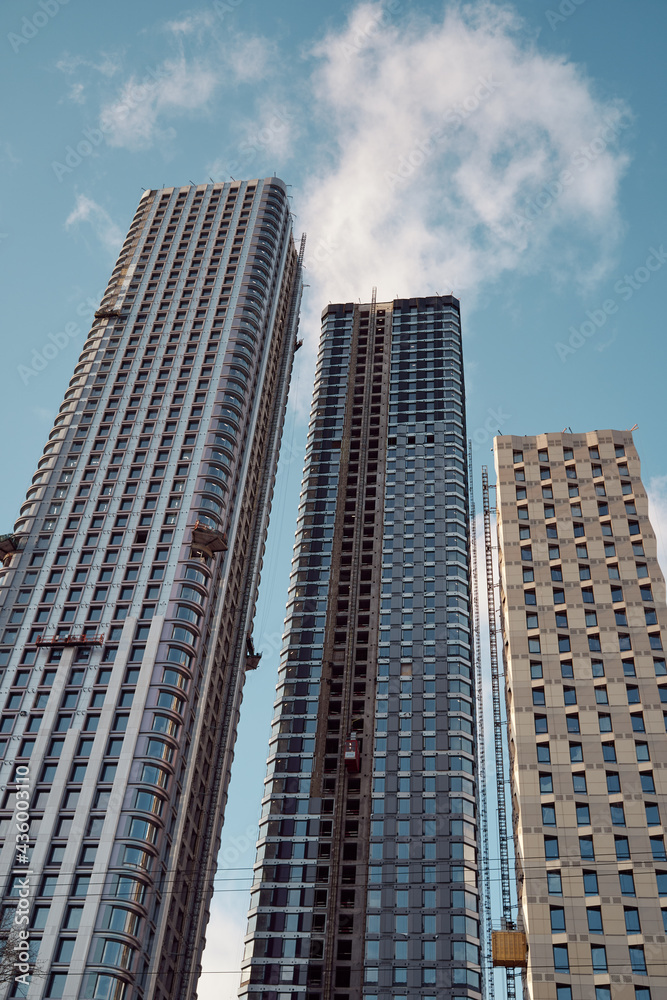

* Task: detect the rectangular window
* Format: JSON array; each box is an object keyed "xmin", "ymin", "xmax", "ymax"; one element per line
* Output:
[
  {"xmin": 620, "ymin": 871, "xmax": 636, "ymax": 896},
  {"xmin": 547, "ymin": 871, "xmax": 562, "ymax": 895},
  {"xmin": 591, "ymin": 945, "xmax": 607, "ymax": 972},
  {"xmin": 583, "ymin": 870, "xmax": 598, "ymax": 895},
  {"xmin": 544, "ymin": 836, "xmax": 559, "ymax": 860}
]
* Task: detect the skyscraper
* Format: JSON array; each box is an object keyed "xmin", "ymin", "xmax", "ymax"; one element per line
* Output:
[
  {"xmin": 239, "ymin": 295, "xmax": 482, "ymax": 1000},
  {"xmin": 494, "ymin": 430, "xmax": 667, "ymax": 1000},
  {"xmin": 0, "ymin": 178, "xmax": 303, "ymax": 1000}
]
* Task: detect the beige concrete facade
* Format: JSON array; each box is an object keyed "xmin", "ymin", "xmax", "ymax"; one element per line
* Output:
[{"xmin": 494, "ymin": 430, "xmax": 667, "ymax": 1000}]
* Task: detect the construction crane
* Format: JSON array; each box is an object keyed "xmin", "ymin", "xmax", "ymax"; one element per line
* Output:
[
  {"xmin": 482, "ymin": 466, "xmax": 517, "ymax": 1000},
  {"xmin": 468, "ymin": 444, "xmax": 494, "ymax": 1000}
]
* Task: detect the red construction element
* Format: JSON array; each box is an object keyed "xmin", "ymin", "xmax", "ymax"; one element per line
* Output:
[
  {"xmin": 35, "ymin": 633, "xmax": 105, "ymax": 647},
  {"xmin": 344, "ymin": 737, "xmax": 360, "ymax": 773}
]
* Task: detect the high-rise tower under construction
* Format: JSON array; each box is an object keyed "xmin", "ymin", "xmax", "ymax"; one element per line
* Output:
[{"xmin": 239, "ymin": 295, "xmax": 483, "ymax": 1000}]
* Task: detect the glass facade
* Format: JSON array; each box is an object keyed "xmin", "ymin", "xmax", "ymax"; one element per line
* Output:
[
  {"xmin": 0, "ymin": 179, "xmax": 303, "ymax": 1000},
  {"xmin": 239, "ymin": 296, "xmax": 481, "ymax": 1000}
]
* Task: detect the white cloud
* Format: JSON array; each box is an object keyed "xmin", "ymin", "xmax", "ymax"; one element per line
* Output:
[
  {"xmin": 65, "ymin": 194, "xmax": 123, "ymax": 255},
  {"xmin": 163, "ymin": 11, "xmax": 217, "ymax": 35},
  {"xmin": 298, "ymin": 0, "xmax": 632, "ymax": 340},
  {"xmin": 197, "ymin": 900, "xmax": 245, "ymax": 1000},
  {"xmin": 97, "ymin": 32, "xmax": 273, "ymax": 152},
  {"xmin": 225, "ymin": 35, "xmax": 273, "ymax": 83},
  {"xmin": 56, "ymin": 52, "xmax": 122, "ymax": 78},
  {"xmin": 99, "ymin": 56, "xmax": 218, "ymax": 150},
  {"xmin": 56, "ymin": 52, "xmax": 123, "ymax": 106},
  {"xmin": 207, "ymin": 99, "xmax": 297, "ymax": 182},
  {"xmin": 647, "ymin": 475, "xmax": 667, "ymax": 580}
]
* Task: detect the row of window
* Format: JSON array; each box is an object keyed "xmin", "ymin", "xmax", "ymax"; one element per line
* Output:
[
  {"xmin": 551, "ymin": 941, "xmax": 648, "ymax": 975},
  {"xmin": 539, "ymin": 767, "xmax": 654, "ymax": 795},
  {"xmin": 533, "ymin": 678, "xmax": 666, "ymax": 709},
  {"xmin": 541, "ymin": 798, "xmax": 664, "ymax": 832},
  {"xmin": 544, "ymin": 830, "xmax": 667, "ymax": 862},
  {"xmin": 513, "ymin": 442, "xmax": 626, "ymax": 463},
  {"xmin": 534, "ymin": 708, "xmax": 665, "ymax": 736}
]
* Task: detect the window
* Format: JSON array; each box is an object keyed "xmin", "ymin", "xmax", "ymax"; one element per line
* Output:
[
  {"xmin": 641, "ymin": 772, "xmax": 655, "ymax": 793},
  {"xmin": 553, "ymin": 944, "xmax": 569, "ymax": 971},
  {"xmin": 566, "ymin": 713, "xmax": 579, "ymax": 732},
  {"xmin": 595, "ymin": 686, "xmax": 608, "ymax": 704},
  {"xmin": 580, "ymin": 836, "xmax": 594, "ymax": 859},
  {"xmin": 620, "ymin": 871, "xmax": 636, "ymax": 896},
  {"xmin": 533, "ymin": 688, "xmax": 546, "ymax": 706},
  {"xmin": 650, "ymin": 836, "xmax": 666, "ymax": 860},
  {"xmin": 599, "ymin": 713, "xmax": 612, "ymax": 733},
  {"xmin": 572, "ymin": 773, "xmax": 587, "ymax": 793},
  {"xmin": 631, "ymin": 713, "xmax": 645, "ymax": 733},
  {"xmin": 569, "ymin": 743, "xmax": 583, "ymax": 763},
  {"xmin": 583, "ymin": 870, "xmax": 598, "ymax": 895},
  {"xmin": 537, "ymin": 744, "xmax": 551, "ymax": 763},
  {"xmin": 548, "ymin": 871, "xmax": 562, "ymax": 895},
  {"xmin": 624, "ymin": 908, "xmax": 641, "ymax": 933},
  {"xmin": 544, "ymin": 836, "xmax": 559, "ymax": 859},
  {"xmin": 542, "ymin": 804, "xmax": 556, "ymax": 826},
  {"xmin": 563, "ymin": 687, "xmax": 576, "ymax": 706},
  {"xmin": 629, "ymin": 946, "xmax": 647, "ymax": 975},
  {"xmin": 540, "ymin": 773, "xmax": 553, "ymax": 793},
  {"xmin": 47, "ymin": 974, "xmax": 68, "ymax": 998},
  {"xmin": 55, "ymin": 938, "xmax": 76, "ymax": 963},
  {"xmin": 646, "ymin": 803, "xmax": 661, "ymax": 826},
  {"xmin": 615, "ymin": 837, "xmax": 630, "ymax": 860},
  {"xmin": 576, "ymin": 804, "xmax": 590, "ymax": 825},
  {"xmin": 610, "ymin": 803, "xmax": 626, "ymax": 826},
  {"xmin": 535, "ymin": 715, "xmax": 548, "ymax": 734},
  {"xmin": 550, "ymin": 907, "xmax": 566, "ymax": 932},
  {"xmin": 591, "ymin": 945, "xmax": 607, "ymax": 972},
  {"xmin": 607, "ymin": 772, "xmax": 621, "ymax": 793}
]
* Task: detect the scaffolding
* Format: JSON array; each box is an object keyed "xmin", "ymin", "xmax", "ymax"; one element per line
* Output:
[
  {"xmin": 468, "ymin": 444, "xmax": 494, "ymax": 1000},
  {"xmin": 482, "ymin": 466, "xmax": 517, "ymax": 999},
  {"xmin": 35, "ymin": 633, "xmax": 105, "ymax": 647}
]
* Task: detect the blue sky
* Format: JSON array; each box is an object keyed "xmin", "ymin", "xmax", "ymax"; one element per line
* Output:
[{"xmin": 2, "ymin": 0, "xmax": 667, "ymax": 994}]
